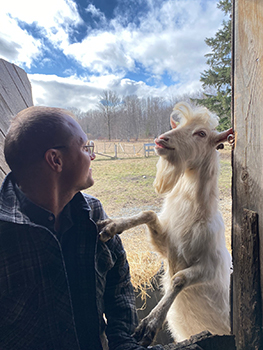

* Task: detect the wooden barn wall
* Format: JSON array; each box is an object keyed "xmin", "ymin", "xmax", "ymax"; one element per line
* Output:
[
  {"xmin": 0, "ymin": 58, "xmax": 33, "ymax": 183},
  {"xmin": 232, "ymin": 0, "xmax": 263, "ymax": 349}
]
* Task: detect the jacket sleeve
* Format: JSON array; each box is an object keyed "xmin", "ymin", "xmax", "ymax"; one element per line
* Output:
[
  {"xmin": 86, "ymin": 195, "xmax": 164, "ymax": 350},
  {"xmin": 103, "ymin": 234, "xmax": 150, "ymax": 350}
]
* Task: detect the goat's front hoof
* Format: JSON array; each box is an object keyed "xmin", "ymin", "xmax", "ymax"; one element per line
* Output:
[
  {"xmin": 99, "ymin": 230, "xmax": 112, "ymax": 242},
  {"xmin": 98, "ymin": 219, "xmax": 118, "ymax": 242},
  {"xmin": 133, "ymin": 317, "xmax": 159, "ymax": 347}
]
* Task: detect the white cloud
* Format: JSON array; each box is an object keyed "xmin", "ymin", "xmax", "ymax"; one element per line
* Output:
[
  {"xmin": 62, "ymin": 0, "xmax": 224, "ymax": 83},
  {"xmin": 0, "ymin": 0, "xmax": 83, "ymax": 67},
  {"xmin": 29, "ymin": 73, "xmax": 117, "ymax": 110},
  {"xmin": 85, "ymin": 4, "xmax": 106, "ymax": 22},
  {"xmin": 63, "ymin": 31, "xmax": 135, "ymax": 74},
  {"xmin": 2, "ymin": 0, "xmax": 226, "ymax": 110},
  {"xmin": 29, "ymin": 70, "xmax": 203, "ymax": 111},
  {"xmin": 119, "ymin": 0, "xmax": 223, "ymax": 81},
  {"xmin": 0, "ymin": 14, "xmax": 42, "ymax": 68},
  {"xmin": 2, "ymin": 0, "xmax": 81, "ymax": 27},
  {"xmin": 29, "ymin": 73, "xmax": 158, "ymax": 110}
]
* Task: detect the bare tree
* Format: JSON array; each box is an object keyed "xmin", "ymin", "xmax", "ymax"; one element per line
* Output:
[
  {"xmin": 121, "ymin": 95, "xmax": 143, "ymax": 140},
  {"xmin": 67, "ymin": 90, "xmax": 205, "ymax": 141},
  {"xmin": 67, "ymin": 107, "xmax": 90, "ymax": 133},
  {"xmin": 98, "ymin": 90, "xmax": 121, "ymax": 140}
]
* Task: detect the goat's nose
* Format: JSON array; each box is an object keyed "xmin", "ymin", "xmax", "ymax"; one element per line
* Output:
[{"xmin": 158, "ymin": 134, "xmax": 169, "ymax": 141}]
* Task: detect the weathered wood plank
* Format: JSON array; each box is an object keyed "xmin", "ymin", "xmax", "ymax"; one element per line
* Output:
[
  {"xmin": 0, "ymin": 131, "xmax": 10, "ymax": 181},
  {"xmin": 0, "ymin": 59, "xmax": 33, "ymax": 181},
  {"xmin": 0, "ymin": 94, "xmax": 12, "ymax": 135},
  {"xmin": 2, "ymin": 59, "xmax": 33, "ymax": 108},
  {"xmin": 164, "ymin": 331, "xmax": 236, "ymax": 350},
  {"xmin": 13, "ymin": 64, "xmax": 33, "ymax": 106},
  {"xmin": 0, "ymin": 60, "xmax": 28, "ymax": 116},
  {"xmin": 232, "ymin": 209, "xmax": 262, "ymax": 350},
  {"xmin": 232, "ymin": 0, "xmax": 263, "ymax": 349}
]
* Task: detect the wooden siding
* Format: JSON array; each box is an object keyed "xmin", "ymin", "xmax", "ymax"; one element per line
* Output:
[
  {"xmin": 232, "ymin": 0, "xmax": 263, "ymax": 349},
  {"xmin": 0, "ymin": 58, "xmax": 33, "ymax": 182}
]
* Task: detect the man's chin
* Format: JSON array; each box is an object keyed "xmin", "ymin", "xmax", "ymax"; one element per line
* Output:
[
  {"xmin": 77, "ymin": 178, "xmax": 94, "ymax": 192},
  {"xmin": 86, "ymin": 177, "xmax": 94, "ymax": 189}
]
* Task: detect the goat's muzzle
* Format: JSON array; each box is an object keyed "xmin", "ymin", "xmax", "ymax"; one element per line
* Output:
[{"xmin": 155, "ymin": 138, "xmax": 175, "ymax": 150}]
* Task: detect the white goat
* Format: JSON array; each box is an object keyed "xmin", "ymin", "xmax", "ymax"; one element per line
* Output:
[{"xmin": 98, "ymin": 102, "xmax": 233, "ymax": 346}]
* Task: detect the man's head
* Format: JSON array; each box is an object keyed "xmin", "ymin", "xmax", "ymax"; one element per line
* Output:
[{"xmin": 4, "ymin": 106, "xmax": 95, "ymax": 191}]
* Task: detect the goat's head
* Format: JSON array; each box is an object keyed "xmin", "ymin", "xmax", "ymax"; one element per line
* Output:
[{"xmin": 153, "ymin": 102, "xmax": 233, "ymax": 194}]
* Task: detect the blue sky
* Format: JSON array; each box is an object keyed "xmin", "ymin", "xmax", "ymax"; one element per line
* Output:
[{"xmin": 0, "ymin": 0, "xmax": 226, "ymax": 110}]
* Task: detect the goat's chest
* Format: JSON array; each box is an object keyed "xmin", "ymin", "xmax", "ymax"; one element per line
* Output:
[{"xmin": 161, "ymin": 214, "xmax": 207, "ymax": 270}]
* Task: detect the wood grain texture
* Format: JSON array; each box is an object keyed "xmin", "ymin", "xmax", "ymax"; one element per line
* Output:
[
  {"xmin": 233, "ymin": 210, "xmax": 262, "ymax": 350},
  {"xmin": 163, "ymin": 332, "xmax": 236, "ymax": 350},
  {"xmin": 0, "ymin": 60, "xmax": 27, "ymax": 117},
  {"xmin": 0, "ymin": 59, "xmax": 33, "ymax": 180},
  {"xmin": 232, "ymin": 0, "xmax": 263, "ymax": 349},
  {"xmin": 3, "ymin": 60, "xmax": 33, "ymax": 108}
]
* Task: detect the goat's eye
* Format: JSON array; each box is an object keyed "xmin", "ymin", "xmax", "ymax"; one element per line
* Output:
[{"xmin": 197, "ymin": 131, "xmax": 206, "ymax": 138}]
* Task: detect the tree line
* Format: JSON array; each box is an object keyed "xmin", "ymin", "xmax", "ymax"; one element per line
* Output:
[{"xmin": 70, "ymin": 92, "xmax": 204, "ymax": 141}]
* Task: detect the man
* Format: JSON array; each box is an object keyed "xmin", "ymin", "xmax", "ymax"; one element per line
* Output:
[{"xmin": 0, "ymin": 107, "xmax": 163, "ymax": 350}]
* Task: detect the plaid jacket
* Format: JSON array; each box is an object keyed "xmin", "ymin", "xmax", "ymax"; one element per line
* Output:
[{"xmin": 0, "ymin": 173, "xmax": 145, "ymax": 350}]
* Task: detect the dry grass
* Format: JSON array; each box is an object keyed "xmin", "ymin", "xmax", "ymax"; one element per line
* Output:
[
  {"xmin": 85, "ymin": 142, "xmax": 232, "ymax": 299},
  {"xmin": 120, "ymin": 226, "xmax": 163, "ymax": 304}
]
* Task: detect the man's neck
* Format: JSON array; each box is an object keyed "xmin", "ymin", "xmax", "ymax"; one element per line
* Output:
[{"xmin": 18, "ymin": 182, "xmax": 74, "ymax": 219}]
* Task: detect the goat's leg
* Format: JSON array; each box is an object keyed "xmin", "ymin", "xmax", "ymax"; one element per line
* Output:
[
  {"xmin": 98, "ymin": 210, "xmax": 161, "ymax": 242},
  {"xmin": 133, "ymin": 275, "xmax": 185, "ymax": 346},
  {"xmin": 134, "ymin": 263, "xmax": 212, "ymax": 346}
]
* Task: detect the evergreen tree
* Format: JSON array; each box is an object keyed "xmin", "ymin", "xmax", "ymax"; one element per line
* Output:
[{"xmin": 195, "ymin": 0, "xmax": 232, "ymax": 130}]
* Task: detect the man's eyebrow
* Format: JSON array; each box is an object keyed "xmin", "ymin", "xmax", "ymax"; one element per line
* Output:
[{"xmin": 79, "ymin": 137, "xmax": 87, "ymax": 145}]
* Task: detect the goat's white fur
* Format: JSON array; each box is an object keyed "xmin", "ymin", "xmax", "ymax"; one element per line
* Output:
[{"xmin": 98, "ymin": 102, "xmax": 232, "ymax": 345}]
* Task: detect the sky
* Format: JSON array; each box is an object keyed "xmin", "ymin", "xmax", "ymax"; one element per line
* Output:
[{"xmin": 0, "ymin": 0, "xmax": 225, "ymax": 111}]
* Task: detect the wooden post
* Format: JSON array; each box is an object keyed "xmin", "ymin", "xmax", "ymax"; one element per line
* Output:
[
  {"xmin": 232, "ymin": 0, "xmax": 263, "ymax": 349},
  {"xmin": 232, "ymin": 209, "xmax": 262, "ymax": 349}
]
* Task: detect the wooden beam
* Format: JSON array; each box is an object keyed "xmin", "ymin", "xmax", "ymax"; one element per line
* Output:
[
  {"xmin": 232, "ymin": 210, "xmax": 262, "ymax": 349},
  {"xmin": 163, "ymin": 331, "xmax": 236, "ymax": 350},
  {"xmin": 232, "ymin": 0, "xmax": 263, "ymax": 348}
]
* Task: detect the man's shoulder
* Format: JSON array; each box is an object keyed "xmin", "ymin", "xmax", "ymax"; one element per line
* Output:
[
  {"xmin": 79, "ymin": 192, "xmax": 107, "ymax": 222},
  {"xmin": 81, "ymin": 192, "xmax": 101, "ymax": 205},
  {"xmin": 81, "ymin": 192, "xmax": 103, "ymax": 211}
]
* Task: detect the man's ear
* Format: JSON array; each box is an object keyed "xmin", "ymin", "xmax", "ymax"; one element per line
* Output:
[{"xmin": 44, "ymin": 149, "xmax": 63, "ymax": 172}]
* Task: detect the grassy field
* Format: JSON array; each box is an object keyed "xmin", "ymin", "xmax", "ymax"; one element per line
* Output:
[{"xmin": 84, "ymin": 145, "xmax": 232, "ymax": 295}]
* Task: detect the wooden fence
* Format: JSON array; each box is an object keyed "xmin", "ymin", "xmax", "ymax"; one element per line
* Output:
[
  {"xmin": 94, "ymin": 140, "xmax": 157, "ymax": 159},
  {"xmin": 0, "ymin": 58, "xmax": 33, "ymax": 182}
]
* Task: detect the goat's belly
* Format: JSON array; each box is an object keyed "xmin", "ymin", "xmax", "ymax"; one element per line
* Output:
[{"xmin": 166, "ymin": 283, "xmax": 230, "ymax": 342}]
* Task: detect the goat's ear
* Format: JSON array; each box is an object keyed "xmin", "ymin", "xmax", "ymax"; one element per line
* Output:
[
  {"xmin": 170, "ymin": 115, "xmax": 178, "ymax": 129},
  {"xmin": 214, "ymin": 128, "xmax": 234, "ymax": 147}
]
